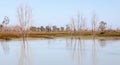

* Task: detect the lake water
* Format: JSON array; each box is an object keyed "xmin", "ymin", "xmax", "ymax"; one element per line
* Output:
[{"xmin": 0, "ymin": 38, "xmax": 120, "ymax": 65}]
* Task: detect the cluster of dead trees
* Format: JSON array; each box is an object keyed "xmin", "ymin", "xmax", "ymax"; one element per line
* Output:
[
  {"xmin": 66, "ymin": 12, "xmax": 109, "ymax": 34},
  {"xmin": 0, "ymin": 5, "xmax": 119, "ymax": 34}
]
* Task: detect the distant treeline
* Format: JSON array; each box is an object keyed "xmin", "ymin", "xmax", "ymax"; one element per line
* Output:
[{"xmin": 29, "ymin": 25, "xmax": 70, "ymax": 32}]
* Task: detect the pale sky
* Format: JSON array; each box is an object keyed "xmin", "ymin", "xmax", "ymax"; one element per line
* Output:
[{"xmin": 0, "ymin": 0, "xmax": 120, "ymax": 29}]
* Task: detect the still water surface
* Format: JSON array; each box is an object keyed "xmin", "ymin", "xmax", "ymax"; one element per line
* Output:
[{"xmin": 0, "ymin": 38, "xmax": 120, "ymax": 65}]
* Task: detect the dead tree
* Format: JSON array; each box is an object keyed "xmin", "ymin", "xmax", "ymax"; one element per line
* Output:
[
  {"xmin": 71, "ymin": 17, "xmax": 76, "ymax": 33},
  {"xmin": 77, "ymin": 11, "xmax": 87, "ymax": 33},
  {"xmin": 17, "ymin": 5, "xmax": 32, "ymax": 42},
  {"xmin": 91, "ymin": 12, "xmax": 98, "ymax": 38}
]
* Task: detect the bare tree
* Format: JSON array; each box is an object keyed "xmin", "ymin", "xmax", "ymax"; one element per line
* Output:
[
  {"xmin": 77, "ymin": 11, "xmax": 80, "ymax": 32},
  {"xmin": 71, "ymin": 17, "xmax": 76, "ymax": 33},
  {"xmin": 81, "ymin": 16, "xmax": 86, "ymax": 31},
  {"xmin": 77, "ymin": 11, "xmax": 87, "ymax": 32},
  {"xmin": 91, "ymin": 12, "xmax": 98, "ymax": 38},
  {"xmin": 17, "ymin": 5, "xmax": 32, "ymax": 41}
]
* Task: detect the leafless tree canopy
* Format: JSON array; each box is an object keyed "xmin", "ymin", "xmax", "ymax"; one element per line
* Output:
[
  {"xmin": 17, "ymin": 5, "xmax": 32, "ymax": 32},
  {"xmin": 91, "ymin": 12, "xmax": 98, "ymax": 32}
]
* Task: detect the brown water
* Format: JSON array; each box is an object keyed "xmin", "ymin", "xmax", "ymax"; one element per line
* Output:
[{"xmin": 0, "ymin": 38, "xmax": 120, "ymax": 65}]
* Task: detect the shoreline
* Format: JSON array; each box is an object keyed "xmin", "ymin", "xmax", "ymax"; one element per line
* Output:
[
  {"xmin": 0, "ymin": 32, "xmax": 120, "ymax": 40},
  {"xmin": 1, "ymin": 36, "xmax": 120, "ymax": 41}
]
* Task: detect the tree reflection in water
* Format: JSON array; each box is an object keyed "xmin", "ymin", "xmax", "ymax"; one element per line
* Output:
[
  {"xmin": 98, "ymin": 39, "xmax": 106, "ymax": 48},
  {"xmin": 66, "ymin": 37, "xmax": 85, "ymax": 65},
  {"xmin": 0, "ymin": 40, "xmax": 10, "ymax": 54},
  {"xmin": 66, "ymin": 37, "xmax": 98, "ymax": 65},
  {"xmin": 92, "ymin": 39, "xmax": 97, "ymax": 65},
  {"xmin": 18, "ymin": 40, "xmax": 32, "ymax": 65}
]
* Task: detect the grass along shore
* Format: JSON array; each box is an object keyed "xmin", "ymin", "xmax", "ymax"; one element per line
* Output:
[{"xmin": 0, "ymin": 31, "xmax": 120, "ymax": 40}]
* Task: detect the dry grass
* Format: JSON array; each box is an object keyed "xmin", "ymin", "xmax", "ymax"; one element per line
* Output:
[{"xmin": 0, "ymin": 31, "xmax": 119, "ymax": 40}]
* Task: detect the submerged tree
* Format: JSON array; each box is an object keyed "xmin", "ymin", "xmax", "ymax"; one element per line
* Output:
[
  {"xmin": 17, "ymin": 4, "xmax": 32, "ymax": 65},
  {"xmin": 17, "ymin": 5, "xmax": 32, "ymax": 41}
]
